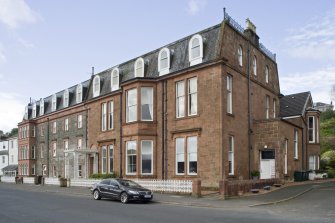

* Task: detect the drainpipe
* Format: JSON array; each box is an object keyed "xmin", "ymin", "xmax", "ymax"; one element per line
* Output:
[
  {"xmin": 119, "ymin": 90, "xmax": 123, "ymax": 178},
  {"xmin": 47, "ymin": 118, "xmax": 50, "ymax": 177},
  {"xmin": 247, "ymin": 42, "xmax": 252, "ymax": 179},
  {"xmin": 161, "ymin": 81, "xmax": 165, "ymax": 179},
  {"xmin": 302, "ymin": 128, "xmax": 305, "ymax": 170},
  {"xmin": 164, "ymin": 80, "xmax": 168, "ymax": 180}
]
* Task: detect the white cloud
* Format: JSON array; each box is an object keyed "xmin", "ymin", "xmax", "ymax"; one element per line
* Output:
[
  {"xmin": 17, "ymin": 37, "xmax": 34, "ymax": 48},
  {"xmin": 0, "ymin": 43, "xmax": 6, "ymax": 64},
  {"xmin": 187, "ymin": 0, "xmax": 207, "ymax": 15},
  {"xmin": 285, "ymin": 9, "xmax": 335, "ymax": 61},
  {"xmin": 0, "ymin": 92, "xmax": 25, "ymax": 132},
  {"xmin": 280, "ymin": 67, "xmax": 335, "ymax": 103},
  {"xmin": 0, "ymin": 0, "xmax": 38, "ymax": 29}
]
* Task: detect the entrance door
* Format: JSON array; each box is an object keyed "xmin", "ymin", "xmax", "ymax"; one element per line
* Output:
[{"xmin": 260, "ymin": 150, "xmax": 275, "ymax": 179}]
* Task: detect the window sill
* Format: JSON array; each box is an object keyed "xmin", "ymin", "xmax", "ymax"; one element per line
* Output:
[
  {"xmin": 175, "ymin": 114, "xmax": 200, "ymax": 121},
  {"xmin": 228, "ymin": 174, "xmax": 235, "ymax": 178},
  {"xmin": 226, "ymin": 113, "xmax": 234, "ymax": 118}
]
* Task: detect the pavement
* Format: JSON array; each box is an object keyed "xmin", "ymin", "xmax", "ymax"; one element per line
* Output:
[{"xmin": 1, "ymin": 179, "xmax": 334, "ymax": 209}]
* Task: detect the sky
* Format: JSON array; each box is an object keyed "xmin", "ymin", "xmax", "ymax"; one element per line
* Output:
[{"xmin": 0, "ymin": 0, "xmax": 335, "ymax": 132}]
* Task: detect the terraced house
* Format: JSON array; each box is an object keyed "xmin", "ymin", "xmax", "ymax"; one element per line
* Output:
[{"xmin": 18, "ymin": 11, "xmax": 320, "ymax": 186}]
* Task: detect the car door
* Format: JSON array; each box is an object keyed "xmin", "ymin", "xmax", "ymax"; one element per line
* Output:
[
  {"xmin": 110, "ymin": 179, "xmax": 122, "ymax": 197},
  {"xmin": 99, "ymin": 179, "xmax": 111, "ymax": 196}
]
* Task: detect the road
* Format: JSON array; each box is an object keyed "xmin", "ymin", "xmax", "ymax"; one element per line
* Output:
[{"xmin": 0, "ymin": 183, "xmax": 333, "ymax": 223}]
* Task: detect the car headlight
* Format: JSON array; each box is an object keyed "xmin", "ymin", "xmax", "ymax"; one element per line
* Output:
[{"xmin": 128, "ymin": 190, "xmax": 139, "ymax": 195}]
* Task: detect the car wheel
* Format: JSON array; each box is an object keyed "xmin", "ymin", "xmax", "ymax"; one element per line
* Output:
[
  {"xmin": 120, "ymin": 192, "xmax": 129, "ymax": 204},
  {"xmin": 93, "ymin": 190, "xmax": 101, "ymax": 200}
]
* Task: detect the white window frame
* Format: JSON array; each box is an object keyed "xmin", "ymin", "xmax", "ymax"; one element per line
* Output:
[
  {"xmin": 108, "ymin": 101, "xmax": 114, "ymax": 130},
  {"xmin": 40, "ymin": 98, "xmax": 44, "ymax": 116},
  {"xmin": 188, "ymin": 77, "xmax": 197, "ymax": 116},
  {"xmin": 189, "ymin": 34, "xmax": 203, "ymax": 66},
  {"xmin": 64, "ymin": 139, "xmax": 68, "ymax": 151},
  {"xmin": 78, "ymin": 114, "xmax": 82, "ymax": 129},
  {"xmin": 111, "ymin": 68, "xmax": 120, "ymax": 91},
  {"xmin": 101, "ymin": 103, "xmax": 107, "ymax": 131},
  {"xmin": 228, "ymin": 136, "xmax": 234, "ymax": 175},
  {"xmin": 52, "ymin": 142, "xmax": 57, "ymax": 157},
  {"xmin": 176, "ymin": 138, "xmax": 185, "ymax": 175},
  {"xmin": 308, "ymin": 116, "xmax": 315, "ymax": 143},
  {"xmin": 141, "ymin": 87, "xmax": 153, "ymax": 121},
  {"xmin": 238, "ymin": 45, "xmax": 243, "ymax": 67},
  {"xmin": 141, "ymin": 140, "xmax": 153, "ymax": 175},
  {"xmin": 227, "ymin": 75, "xmax": 233, "ymax": 114},
  {"xmin": 266, "ymin": 95, "xmax": 270, "ymax": 119},
  {"xmin": 187, "ymin": 136, "xmax": 198, "ymax": 175},
  {"xmin": 93, "ymin": 75, "xmax": 100, "ymax": 98},
  {"xmin": 294, "ymin": 130, "xmax": 298, "ymax": 159},
  {"xmin": 52, "ymin": 94, "xmax": 57, "ymax": 111},
  {"xmin": 108, "ymin": 145, "xmax": 114, "ymax": 173},
  {"xmin": 102, "ymin": 146, "xmax": 107, "ymax": 174},
  {"xmin": 253, "ymin": 56, "xmax": 257, "ymax": 76},
  {"xmin": 64, "ymin": 118, "xmax": 69, "ymax": 132},
  {"xmin": 76, "ymin": 83, "xmax": 83, "ymax": 103},
  {"xmin": 63, "ymin": 89, "xmax": 69, "ymax": 108},
  {"xmin": 176, "ymin": 81, "xmax": 185, "ymax": 118},
  {"xmin": 134, "ymin": 57, "xmax": 144, "ymax": 77},
  {"xmin": 309, "ymin": 155, "xmax": 316, "ymax": 171},
  {"xmin": 265, "ymin": 66, "xmax": 269, "ymax": 83},
  {"xmin": 52, "ymin": 121, "xmax": 57, "ymax": 134},
  {"xmin": 126, "ymin": 141, "xmax": 137, "ymax": 175},
  {"xmin": 77, "ymin": 138, "xmax": 82, "ymax": 150},
  {"xmin": 126, "ymin": 88, "xmax": 137, "ymax": 123},
  {"xmin": 32, "ymin": 103, "xmax": 37, "ymax": 118},
  {"xmin": 158, "ymin": 48, "xmax": 170, "ymax": 76}
]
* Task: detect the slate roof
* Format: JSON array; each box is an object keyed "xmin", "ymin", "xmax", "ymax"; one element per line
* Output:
[
  {"xmin": 2, "ymin": 164, "xmax": 18, "ymax": 172},
  {"xmin": 280, "ymin": 92, "xmax": 311, "ymax": 117}
]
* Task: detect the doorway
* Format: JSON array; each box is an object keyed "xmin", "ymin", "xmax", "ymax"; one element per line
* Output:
[{"xmin": 260, "ymin": 150, "xmax": 275, "ymax": 179}]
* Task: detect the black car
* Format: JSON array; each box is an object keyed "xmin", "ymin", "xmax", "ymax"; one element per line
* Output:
[{"xmin": 90, "ymin": 178, "xmax": 153, "ymax": 204}]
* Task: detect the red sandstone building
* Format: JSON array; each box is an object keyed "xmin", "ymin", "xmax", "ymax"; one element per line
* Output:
[{"xmin": 18, "ymin": 12, "xmax": 320, "ymax": 186}]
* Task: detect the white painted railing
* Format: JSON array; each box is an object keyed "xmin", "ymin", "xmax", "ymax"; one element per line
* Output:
[
  {"xmin": 69, "ymin": 179, "xmax": 100, "ymax": 187},
  {"xmin": 133, "ymin": 179, "xmax": 192, "ymax": 193},
  {"xmin": 23, "ymin": 177, "xmax": 35, "ymax": 184},
  {"xmin": 1, "ymin": 176, "xmax": 15, "ymax": 183}
]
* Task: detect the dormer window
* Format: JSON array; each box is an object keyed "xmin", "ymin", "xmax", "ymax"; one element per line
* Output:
[
  {"xmin": 253, "ymin": 56, "xmax": 257, "ymax": 76},
  {"xmin": 158, "ymin": 48, "xmax": 170, "ymax": 76},
  {"xmin": 32, "ymin": 103, "xmax": 37, "ymax": 118},
  {"xmin": 63, "ymin": 89, "xmax": 69, "ymax": 108},
  {"xmin": 93, "ymin": 75, "xmax": 100, "ymax": 97},
  {"xmin": 265, "ymin": 66, "xmax": 269, "ymax": 83},
  {"xmin": 189, "ymin": 34, "xmax": 203, "ymax": 66},
  {"xmin": 111, "ymin": 68, "xmax": 120, "ymax": 91},
  {"xmin": 76, "ymin": 84, "xmax": 83, "ymax": 103},
  {"xmin": 40, "ymin": 99, "xmax": 44, "ymax": 116},
  {"xmin": 52, "ymin": 94, "xmax": 57, "ymax": 111},
  {"xmin": 238, "ymin": 45, "xmax": 243, "ymax": 67},
  {"xmin": 134, "ymin": 58, "xmax": 144, "ymax": 77}
]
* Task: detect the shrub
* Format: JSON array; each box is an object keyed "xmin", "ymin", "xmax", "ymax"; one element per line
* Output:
[
  {"xmin": 89, "ymin": 172, "xmax": 117, "ymax": 179},
  {"xmin": 327, "ymin": 168, "xmax": 335, "ymax": 178}
]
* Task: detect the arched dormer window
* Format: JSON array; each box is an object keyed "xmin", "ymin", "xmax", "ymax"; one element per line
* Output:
[
  {"xmin": 111, "ymin": 68, "xmax": 120, "ymax": 91},
  {"xmin": 134, "ymin": 57, "xmax": 144, "ymax": 77},
  {"xmin": 158, "ymin": 48, "xmax": 170, "ymax": 76},
  {"xmin": 189, "ymin": 34, "xmax": 203, "ymax": 66},
  {"xmin": 265, "ymin": 66, "xmax": 269, "ymax": 83},
  {"xmin": 63, "ymin": 89, "xmax": 69, "ymax": 108},
  {"xmin": 40, "ymin": 98, "xmax": 44, "ymax": 116},
  {"xmin": 76, "ymin": 83, "xmax": 83, "ymax": 103},
  {"xmin": 253, "ymin": 56, "xmax": 257, "ymax": 76},
  {"xmin": 238, "ymin": 45, "xmax": 243, "ymax": 67},
  {"xmin": 52, "ymin": 94, "xmax": 57, "ymax": 111},
  {"xmin": 93, "ymin": 75, "xmax": 100, "ymax": 98}
]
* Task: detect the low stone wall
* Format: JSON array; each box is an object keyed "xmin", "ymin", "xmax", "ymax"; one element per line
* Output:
[
  {"xmin": 23, "ymin": 177, "xmax": 35, "ymax": 184},
  {"xmin": 69, "ymin": 179, "xmax": 100, "ymax": 187},
  {"xmin": 219, "ymin": 178, "xmax": 283, "ymax": 197},
  {"xmin": 1, "ymin": 176, "xmax": 16, "ymax": 183}
]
